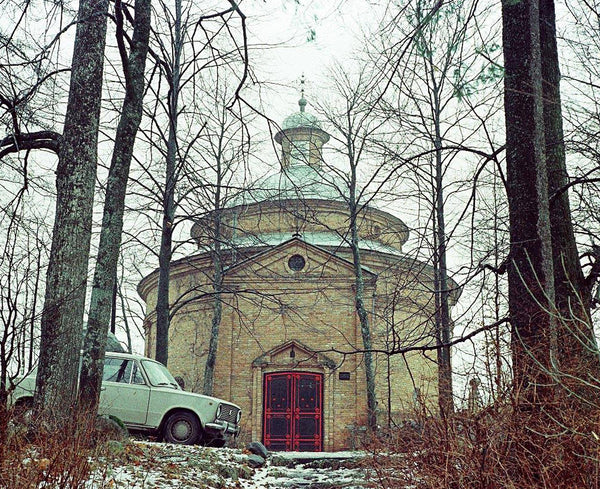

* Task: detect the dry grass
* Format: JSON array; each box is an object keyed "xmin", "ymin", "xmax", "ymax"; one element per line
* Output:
[
  {"xmin": 0, "ymin": 408, "xmax": 120, "ymax": 489},
  {"xmin": 364, "ymin": 402, "xmax": 600, "ymax": 489}
]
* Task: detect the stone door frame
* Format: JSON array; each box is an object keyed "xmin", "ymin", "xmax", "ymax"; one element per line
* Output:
[{"xmin": 250, "ymin": 340, "xmax": 336, "ymax": 450}]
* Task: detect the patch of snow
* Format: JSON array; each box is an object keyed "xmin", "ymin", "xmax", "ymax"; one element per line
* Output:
[
  {"xmin": 271, "ymin": 450, "xmax": 364, "ymax": 460},
  {"xmin": 85, "ymin": 441, "xmax": 373, "ymax": 488}
]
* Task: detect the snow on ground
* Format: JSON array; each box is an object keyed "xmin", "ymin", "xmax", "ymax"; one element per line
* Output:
[
  {"xmin": 244, "ymin": 463, "xmax": 366, "ymax": 489},
  {"xmin": 268, "ymin": 451, "xmax": 364, "ymax": 461},
  {"xmin": 85, "ymin": 441, "xmax": 371, "ymax": 488}
]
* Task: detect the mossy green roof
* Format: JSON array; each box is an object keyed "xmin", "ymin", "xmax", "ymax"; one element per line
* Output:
[
  {"xmin": 231, "ymin": 164, "xmax": 346, "ymax": 206},
  {"xmin": 281, "ymin": 111, "xmax": 322, "ymax": 130}
]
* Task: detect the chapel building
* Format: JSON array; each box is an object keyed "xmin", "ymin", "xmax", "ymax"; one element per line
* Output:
[{"xmin": 138, "ymin": 96, "xmax": 456, "ymax": 451}]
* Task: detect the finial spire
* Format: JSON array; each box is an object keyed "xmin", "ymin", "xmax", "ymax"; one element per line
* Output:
[{"xmin": 298, "ymin": 74, "xmax": 307, "ymax": 113}]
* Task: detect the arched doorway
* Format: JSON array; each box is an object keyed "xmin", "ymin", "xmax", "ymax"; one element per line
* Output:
[{"xmin": 263, "ymin": 372, "xmax": 323, "ymax": 451}]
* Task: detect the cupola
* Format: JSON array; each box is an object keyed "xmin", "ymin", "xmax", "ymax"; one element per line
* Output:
[{"xmin": 274, "ymin": 85, "xmax": 330, "ymax": 169}]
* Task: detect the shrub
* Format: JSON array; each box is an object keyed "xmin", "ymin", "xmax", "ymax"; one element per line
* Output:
[
  {"xmin": 0, "ymin": 408, "xmax": 117, "ymax": 488},
  {"xmin": 364, "ymin": 402, "xmax": 600, "ymax": 489}
]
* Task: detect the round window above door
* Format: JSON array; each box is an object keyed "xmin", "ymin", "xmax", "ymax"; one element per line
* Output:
[{"xmin": 288, "ymin": 254, "xmax": 306, "ymax": 272}]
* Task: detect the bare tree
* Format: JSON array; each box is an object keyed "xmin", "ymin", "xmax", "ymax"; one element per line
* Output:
[
  {"xmin": 316, "ymin": 65, "xmax": 390, "ymax": 429},
  {"xmin": 78, "ymin": 0, "xmax": 151, "ymax": 414},
  {"xmin": 502, "ymin": 0, "xmax": 600, "ymax": 409},
  {"xmin": 136, "ymin": 0, "xmax": 249, "ymax": 366},
  {"xmin": 365, "ymin": 0, "xmax": 505, "ymax": 416},
  {"xmin": 539, "ymin": 0, "xmax": 600, "ymax": 398},
  {"xmin": 0, "ymin": 204, "xmax": 48, "ymax": 441},
  {"xmin": 0, "ymin": 0, "xmax": 138, "ymax": 421},
  {"xmin": 152, "ymin": 0, "xmax": 184, "ymax": 367},
  {"xmin": 32, "ymin": 0, "xmax": 109, "ymax": 420},
  {"xmin": 0, "ymin": 0, "xmax": 67, "ymax": 159},
  {"xmin": 181, "ymin": 76, "xmax": 251, "ymax": 396}
]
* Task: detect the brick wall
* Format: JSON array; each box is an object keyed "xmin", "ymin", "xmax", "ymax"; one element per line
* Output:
[{"xmin": 142, "ymin": 239, "xmax": 440, "ymax": 450}]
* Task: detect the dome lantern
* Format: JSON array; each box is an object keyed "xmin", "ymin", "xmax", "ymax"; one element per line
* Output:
[{"xmin": 275, "ymin": 81, "xmax": 330, "ymax": 169}]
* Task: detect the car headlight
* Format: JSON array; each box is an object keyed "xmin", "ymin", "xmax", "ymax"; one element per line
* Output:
[
  {"xmin": 216, "ymin": 404, "xmax": 222, "ymax": 419},
  {"xmin": 236, "ymin": 409, "xmax": 242, "ymax": 423}
]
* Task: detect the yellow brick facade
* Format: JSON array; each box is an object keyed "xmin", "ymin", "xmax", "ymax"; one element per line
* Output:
[{"xmin": 139, "ymin": 237, "xmax": 443, "ymax": 450}]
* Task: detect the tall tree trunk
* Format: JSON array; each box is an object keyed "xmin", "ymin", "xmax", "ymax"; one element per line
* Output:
[
  {"xmin": 155, "ymin": 0, "xmax": 182, "ymax": 366},
  {"xmin": 117, "ymin": 279, "xmax": 133, "ymax": 353},
  {"xmin": 203, "ymin": 228, "xmax": 223, "ymax": 396},
  {"xmin": 34, "ymin": 0, "xmax": 109, "ymax": 421},
  {"xmin": 409, "ymin": 0, "xmax": 460, "ymax": 418},
  {"xmin": 432, "ymin": 96, "xmax": 453, "ymax": 418},
  {"xmin": 78, "ymin": 0, "xmax": 151, "ymax": 413},
  {"xmin": 347, "ymin": 147, "xmax": 377, "ymax": 430},
  {"xmin": 351, "ymin": 225, "xmax": 377, "ymax": 430},
  {"xmin": 155, "ymin": 200, "xmax": 174, "ymax": 366},
  {"xmin": 502, "ymin": 0, "xmax": 556, "ymax": 405},
  {"xmin": 203, "ymin": 148, "xmax": 224, "ymax": 396},
  {"xmin": 539, "ymin": 0, "xmax": 600, "ymax": 394}
]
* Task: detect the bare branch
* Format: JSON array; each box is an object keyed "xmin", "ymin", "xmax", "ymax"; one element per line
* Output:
[{"xmin": 0, "ymin": 131, "xmax": 61, "ymax": 159}]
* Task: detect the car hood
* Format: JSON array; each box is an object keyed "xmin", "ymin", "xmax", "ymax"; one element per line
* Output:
[{"xmin": 151, "ymin": 386, "xmax": 240, "ymax": 408}]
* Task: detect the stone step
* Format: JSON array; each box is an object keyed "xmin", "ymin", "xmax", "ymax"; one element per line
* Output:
[{"xmin": 270, "ymin": 451, "xmax": 365, "ymax": 468}]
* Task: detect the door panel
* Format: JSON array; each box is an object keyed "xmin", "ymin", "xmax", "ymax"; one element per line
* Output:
[
  {"xmin": 99, "ymin": 358, "xmax": 150, "ymax": 425},
  {"xmin": 263, "ymin": 372, "xmax": 322, "ymax": 451}
]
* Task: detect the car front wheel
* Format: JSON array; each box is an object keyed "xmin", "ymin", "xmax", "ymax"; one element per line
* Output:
[{"xmin": 163, "ymin": 411, "xmax": 201, "ymax": 445}]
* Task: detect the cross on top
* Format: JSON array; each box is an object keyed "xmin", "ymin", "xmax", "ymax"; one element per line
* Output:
[{"xmin": 298, "ymin": 75, "xmax": 307, "ymax": 112}]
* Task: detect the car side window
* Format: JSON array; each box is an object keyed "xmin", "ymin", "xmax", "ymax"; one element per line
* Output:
[
  {"xmin": 103, "ymin": 358, "xmax": 133, "ymax": 383},
  {"xmin": 131, "ymin": 363, "xmax": 146, "ymax": 385}
]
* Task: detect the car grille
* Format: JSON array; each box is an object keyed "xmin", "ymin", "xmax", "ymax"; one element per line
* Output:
[{"xmin": 218, "ymin": 404, "xmax": 240, "ymax": 424}]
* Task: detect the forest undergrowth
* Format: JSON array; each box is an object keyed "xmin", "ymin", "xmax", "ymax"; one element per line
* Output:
[
  {"xmin": 0, "ymin": 408, "xmax": 120, "ymax": 488},
  {"xmin": 365, "ymin": 399, "xmax": 600, "ymax": 489}
]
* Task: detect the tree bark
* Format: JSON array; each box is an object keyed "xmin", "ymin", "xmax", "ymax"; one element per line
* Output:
[
  {"xmin": 78, "ymin": 0, "xmax": 151, "ymax": 413},
  {"xmin": 432, "ymin": 88, "xmax": 453, "ymax": 418},
  {"xmin": 155, "ymin": 0, "xmax": 182, "ymax": 367},
  {"xmin": 502, "ymin": 0, "xmax": 556, "ymax": 405},
  {"xmin": 351, "ymin": 228, "xmax": 377, "ymax": 430},
  {"xmin": 347, "ymin": 147, "xmax": 377, "ymax": 430},
  {"xmin": 539, "ymin": 0, "xmax": 600, "ymax": 392},
  {"xmin": 35, "ymin": 0, "xmax": 109, "ymax": 420},
  {"xmin": 202, "ymin": 137, "xmax": 224, "ymax": 396},
  {"xmin": 202, "ymin": 223, "xmax": 223, "ymax": 396}
]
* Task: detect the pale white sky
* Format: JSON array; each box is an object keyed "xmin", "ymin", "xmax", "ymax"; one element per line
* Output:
[{"xmin": 242, "ymin": 0, "xmax": 382, "ymax": 121}]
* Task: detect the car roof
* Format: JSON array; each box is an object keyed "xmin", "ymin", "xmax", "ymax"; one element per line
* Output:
[{"xmin": 105, "ymin": 351, "xmax": 151, "ymax": 361}]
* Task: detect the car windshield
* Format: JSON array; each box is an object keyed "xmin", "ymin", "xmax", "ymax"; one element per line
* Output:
[{"xmin": 141, "ymin": 360, "xmax": 180, "ymax": 389}]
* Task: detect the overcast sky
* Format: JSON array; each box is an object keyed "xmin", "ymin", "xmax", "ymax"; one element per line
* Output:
[{"xmin": 242, "ymin": 0, "xmax": 381, "ymax": 120}]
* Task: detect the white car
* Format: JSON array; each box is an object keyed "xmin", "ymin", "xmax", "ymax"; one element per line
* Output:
[{"xmin": 10, "ymin": 352, "xmax": 241, "ymax": 446}]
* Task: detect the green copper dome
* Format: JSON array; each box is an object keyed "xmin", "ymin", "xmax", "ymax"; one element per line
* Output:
[
  {"xmin": 231, "ymin": 164, "xmax": 346, "ymax": 206},
  {"xmin": 280, "ymin": 94, "xmax": 323, "ymax": 130},
  {"xmin": 232, "ymin": 93, "xmax": 338, "ymax": 206},
  {"xmin": 281, "ymin": 110, "xmax": 322, "ymax": 130}
]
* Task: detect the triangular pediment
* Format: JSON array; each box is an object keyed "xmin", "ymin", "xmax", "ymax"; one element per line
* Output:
[
  {"xmin": 252, "ymin": 340, "xmax": 337, "ymax": 370},
  {"xmin": 224, "ymin": 237, "xmax": 375, "ymax": 282}
]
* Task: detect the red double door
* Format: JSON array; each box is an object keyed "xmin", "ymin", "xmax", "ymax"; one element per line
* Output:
[{"xmin": 263, "ymin": 372, "xmax": 323, "ymax": 451}]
